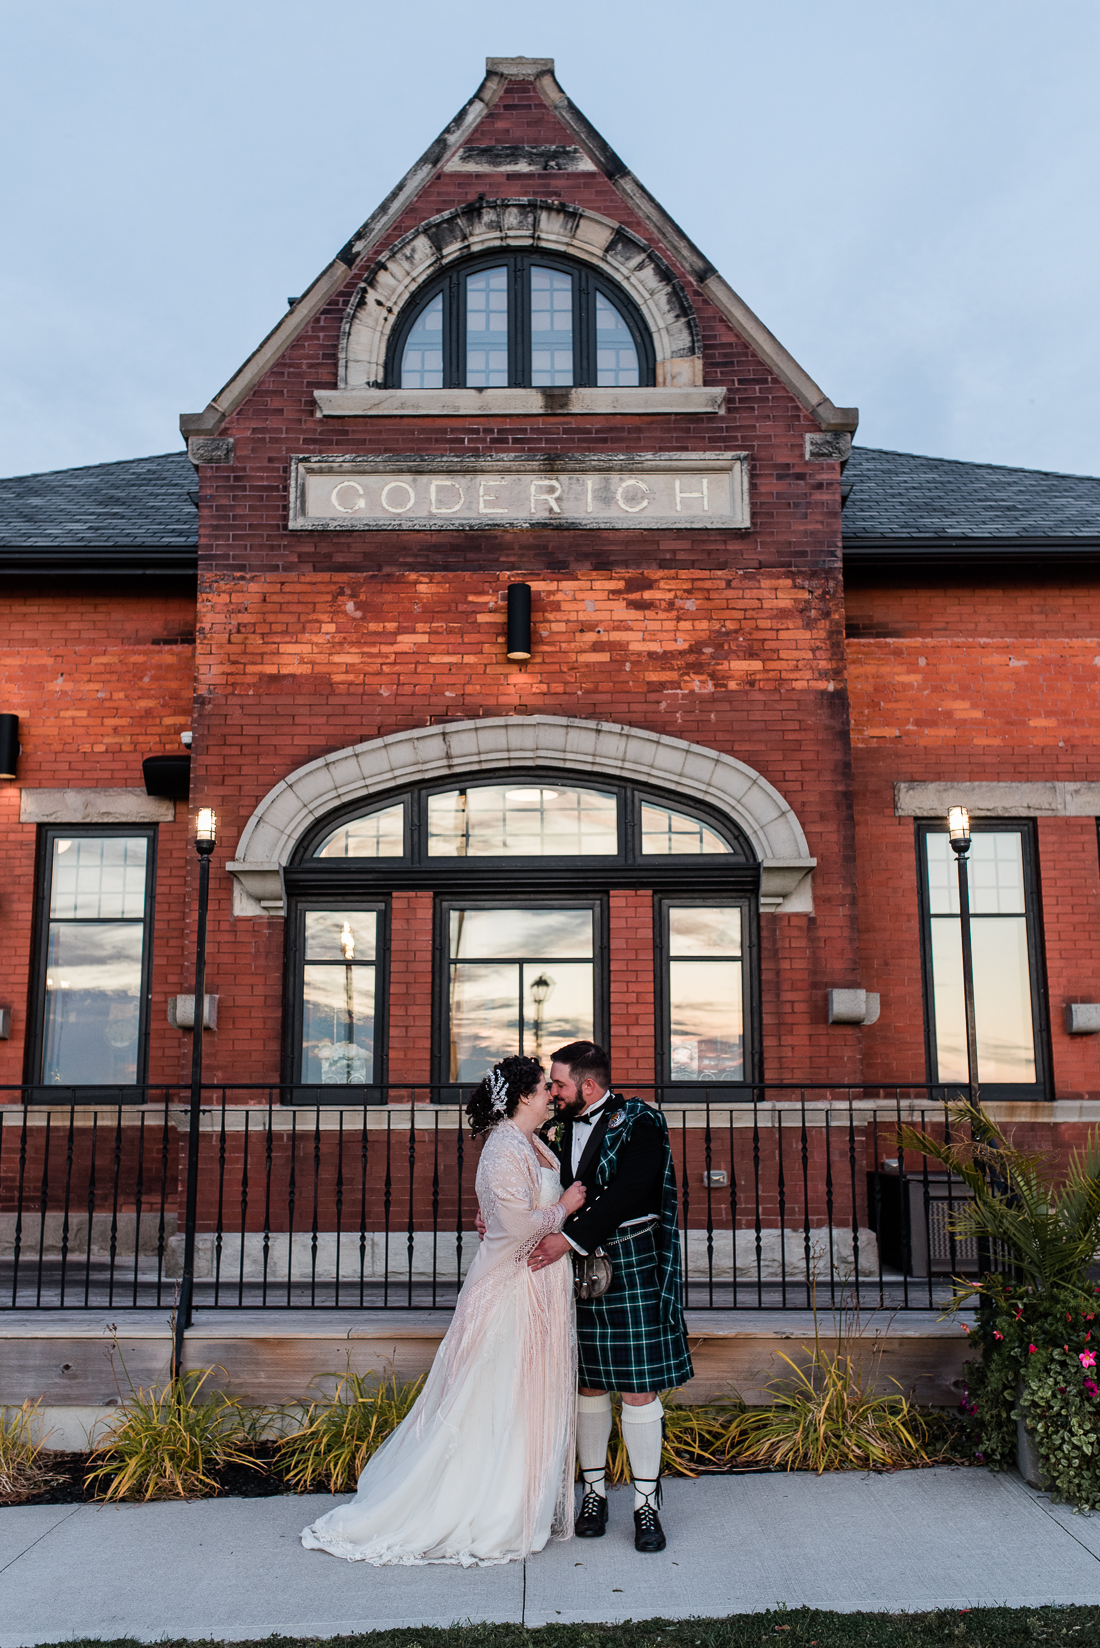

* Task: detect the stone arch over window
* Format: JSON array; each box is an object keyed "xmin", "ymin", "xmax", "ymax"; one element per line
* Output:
[
  {"xmin": 339, "ymin": 200, "xmax": 703, "ymax": 391},
  {"xmin": 227, "ymin": 717, "xmax": 815, "ymax": 916}
]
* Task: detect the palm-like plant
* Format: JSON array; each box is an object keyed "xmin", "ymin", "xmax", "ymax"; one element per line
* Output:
[{"xmin": 899, "ymin": 1101, "xmax": 1100, "ymax": 1299}]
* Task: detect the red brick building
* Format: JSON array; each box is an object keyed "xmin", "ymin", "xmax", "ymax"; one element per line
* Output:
[{"xmin": 3, "ymin": 59, "xmax": 1100, "ymax": 1278}]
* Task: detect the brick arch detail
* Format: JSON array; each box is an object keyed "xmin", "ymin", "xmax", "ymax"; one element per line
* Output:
[
  {"xmin": 339, "ymin": 200, "xmax": 704, "ymax": 390},
  {"xmin": 226, "ymin": 716, "xmax": 815, "ymax": 917}
]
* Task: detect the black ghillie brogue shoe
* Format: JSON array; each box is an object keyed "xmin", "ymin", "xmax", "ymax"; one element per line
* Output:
[
  {"xmin": 574, "ymin": 1488, "xmax": 609, "ymax": 1537},
  {"xmin": 633, "ymin": 1496, "xmax": 666, "ymax": 1553}
]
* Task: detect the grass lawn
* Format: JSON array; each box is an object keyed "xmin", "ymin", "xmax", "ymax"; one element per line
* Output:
[{"xmin": 36, "ymin": 1611, "xmax": 1100, "ymax": 1646}]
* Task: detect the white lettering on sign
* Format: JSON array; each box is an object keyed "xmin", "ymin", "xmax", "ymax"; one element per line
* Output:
[{"xmin": 292, "ymin": 454, "xmax": 749, "ymax": 532}]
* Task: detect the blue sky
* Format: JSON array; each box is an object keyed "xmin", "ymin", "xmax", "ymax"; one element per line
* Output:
[{"xmin": 2, "ymin": 0, "xmax": 1098, "ymax": 479}]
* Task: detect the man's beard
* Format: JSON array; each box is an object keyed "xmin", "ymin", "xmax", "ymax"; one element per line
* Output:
[{"xmin": 555, "ymin": 1094, "xmax": 587, "ymax": 1119}]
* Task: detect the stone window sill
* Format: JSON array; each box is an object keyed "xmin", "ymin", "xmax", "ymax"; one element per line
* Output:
[{"xmin": 314, "ymin": 387, "xmax": 726, "ymax": 417}]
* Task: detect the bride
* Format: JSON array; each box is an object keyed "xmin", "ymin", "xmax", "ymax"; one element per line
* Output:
[{"xmin": 301, "ymin": 1055, "xmax": 584, "ymax": 1567}]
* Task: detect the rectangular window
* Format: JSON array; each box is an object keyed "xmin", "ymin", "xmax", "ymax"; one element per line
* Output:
[
  {"xmin": 32, "ymin": 828, "xmax": 155, "ymax": 1087},
  {"xmin": 442, "ymin": 902, "xmax": 601, "ymax": 1082},
  {"xmin": 658, "ymin": 900, "xmax": 747, "ymax": 1084},
  {"xmin": 918, "ymin": 823, "xmax": 1047, "ymax": 1094},
  {"xmin": 296, "ymin": 907, "xmax": 384, "ymax": 1086}
]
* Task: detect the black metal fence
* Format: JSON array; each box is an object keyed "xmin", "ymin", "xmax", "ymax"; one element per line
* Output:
[{"xmin": 0, "ymin": 1082, "xmax": 978, "ymax": 1313}]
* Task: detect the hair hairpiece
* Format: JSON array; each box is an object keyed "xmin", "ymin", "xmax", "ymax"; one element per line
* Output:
[{"xmin": 487, "ymin": 1066, "xmax": 510, "ymax": 1116}]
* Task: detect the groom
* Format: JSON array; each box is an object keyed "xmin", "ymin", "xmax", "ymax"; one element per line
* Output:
[{"xmin": 528, "ymin": 1041, "xmax": 693, "ymax": 1553}]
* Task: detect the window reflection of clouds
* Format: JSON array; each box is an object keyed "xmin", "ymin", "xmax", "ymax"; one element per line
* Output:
[
  {"xmin": 429, "ymin": 785, "xmax": 617, "ymax": 857},
  {"xmin": 50, "ymin": 836, "xmax": 147, "ymax": 919},
  {"xmin": 641, "ymin": 803, "xmax": 730, "ymax": 856},
  {"xmin": 449, "ymin": 907, "xmax": 592, "ymax": 959},
  {"xmin": 305, "ymin": 910, "xmax": 378, "ymax": 961},
  {"xmin": 447, "ymin": 907, "xmax": 595, "ymax": 1080},
  {"xmin": 667, "ymin": 906, "xmax": 743, "ymax": 1082},
  {"xmin": 926, "ymin": 831, "xmax": 1036, "ymax": 1084},
  {"xmin": 314, "ymin": 805, "xmax": 403, "ymax": 859},
  {"xmin": 302, "ymin": 966, "xmax": 376, "ymax": 1085}
]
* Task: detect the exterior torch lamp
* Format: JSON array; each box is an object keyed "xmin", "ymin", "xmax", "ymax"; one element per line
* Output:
[
  {"xmin": 947, "ymin": 806, "xmax": 979, "ymax": 1100},
  {"xmin": 174, "ymin": 807, "xmax": 217, "ymax": 1377}
]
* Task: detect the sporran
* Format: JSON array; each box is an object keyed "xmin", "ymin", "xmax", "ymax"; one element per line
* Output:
[{"xmin": 573, "ymin": 1249, "xmax": 613, "ymax": 1301}]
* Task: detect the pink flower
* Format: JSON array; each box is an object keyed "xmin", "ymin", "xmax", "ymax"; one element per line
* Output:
[
  {"xmin": 1086, "ymin": 1380, "xmax": 1099, "ymax": 1399},
  {"xmin": 1080, "ymin": 1350, "xmax": 1097, "ymax": 1369},
  {"xmin": 1029, "ymin": 1344, "xmax": 1038, "ymax": 1353},
  {"xmin": 961, "ymin": 1324, "xmax": 970, "ymax": 1334},
  {"xmin": 993, "ymin": 1331, "xmax": 1004, "ymax": 1341}
]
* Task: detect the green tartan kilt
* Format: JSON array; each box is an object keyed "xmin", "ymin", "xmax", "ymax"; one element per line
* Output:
[{"xmin": 575, "ymin": 1226, "xmax": 694, "ymax": 1394}]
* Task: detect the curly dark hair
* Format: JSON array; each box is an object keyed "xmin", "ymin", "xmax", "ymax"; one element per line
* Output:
[{"xmin": 466, "ymin": 1054, "xmax": 544, "ymax": 1137}]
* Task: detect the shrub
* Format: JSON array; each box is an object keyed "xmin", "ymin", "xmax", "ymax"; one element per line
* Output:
[
  {"xmin": 275, "ymin": 1368, "xmax": 426, "ymax": 1493},
  {"xmin": 726, "ymin": 1346, "xmax": 935, "ymax": 1473},
  {"xmin": 85, "ymin": 1368, "xmax": 259, "ymax": 1502},
  {"xmin": 900, "ymin": 1101, "xmax": 1100, "ymax": 1507},
  {"xmin": 0, "ymin": 1402, "xmax": 64, "ymax": 1504}
]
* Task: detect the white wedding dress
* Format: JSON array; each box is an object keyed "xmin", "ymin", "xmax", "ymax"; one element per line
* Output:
[{"xmin": 301, "ymin": 1122, "xmax": 576, "ymax": 1566}]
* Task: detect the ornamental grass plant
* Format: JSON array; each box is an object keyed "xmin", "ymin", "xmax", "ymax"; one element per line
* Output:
[
  {"xmin": 899, "ymin": 1100, "xmax": 1100, "ymax": 1508},
  {"xmin": 85, "ymin": 1367, "xmax": 261, "ymax": 1503},
  {"xmin": 0, "ymin": 1401, "xmax": 65, "ymax": 1504},
  {"xmin": 275, "ymin": 1368, "xmax": 426, "ymax": 1493}
]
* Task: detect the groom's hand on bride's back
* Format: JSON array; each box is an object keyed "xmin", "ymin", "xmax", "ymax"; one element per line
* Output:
[{"xmin": 475, "ymin": 1210, "xmax": 487, "ymax": 1240}]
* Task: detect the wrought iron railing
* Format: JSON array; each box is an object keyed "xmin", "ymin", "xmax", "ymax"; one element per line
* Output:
[{"xmin": 0, "ymin": 1082, "xmax": 977, "ymax": 1315}]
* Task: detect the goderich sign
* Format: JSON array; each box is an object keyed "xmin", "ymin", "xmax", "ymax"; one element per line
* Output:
[{"xmin": 288, "ymin": 452, "xmax": 750, "ymax": 531}]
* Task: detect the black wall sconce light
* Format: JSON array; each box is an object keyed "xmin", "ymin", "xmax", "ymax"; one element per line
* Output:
[
  {"xmin": 506, "ymin": 583, "xmax": 532, "ymax": 662},
  {"xmin": 0, "ymin": 714, "xmax": 19, "ymax": 780}
]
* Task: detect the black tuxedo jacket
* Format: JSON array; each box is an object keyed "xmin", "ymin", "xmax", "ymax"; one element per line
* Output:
[{"xmin": 558, "ymin": 1096, "xmax": 664, "ymax": 1254}]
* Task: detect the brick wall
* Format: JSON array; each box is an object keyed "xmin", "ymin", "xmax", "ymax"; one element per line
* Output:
[
  {"xmin": 0, "ymin": 584, "xmax": 196, "ymax": 1086},
  {"xmin": 847, "ymin": 567, "xmax": 1100, "ymax": 1098}
]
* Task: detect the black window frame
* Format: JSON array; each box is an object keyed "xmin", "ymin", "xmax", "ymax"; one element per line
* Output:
[
  {"xmin": 283, "ymin": 895, "xmax": 390, "ymax": 1104},
  {"xmin": 25, "ymin": 823, "xmax": 158, "ymax": 1094},
  {"xmin": 386, "ymin": 252, "xmax": 656, "ymax": 390},
  {"xmin": 285, "ymin": 770, "xmax": 761, "ymax": 1101},
  {"xmin": 654, "ymin": 894, "xmax": 761, "ymax": 1093},
  {"xmin": 434, "ymin": 893, "xmax": 608, "ymax": 1091},
  {"xmin": 914, "ymin": 818, "xmax": 1051, "ymax": 1102}
]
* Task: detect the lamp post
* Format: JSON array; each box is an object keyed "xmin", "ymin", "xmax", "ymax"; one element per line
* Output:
[
  {"xmin": 529, "ymin": 972, "xmax": 553, "ymax": 1063},
  {"xmin": 947, "ymin": 805, "xmax": 979, "ymax": 1100},
  {"xmin": 173, "ymin": 807, "xmax": 217, "ymax": 1380}
]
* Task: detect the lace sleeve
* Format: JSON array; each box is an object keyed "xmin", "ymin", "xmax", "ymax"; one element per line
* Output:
[{"xmin": 477, "ymin": 1126, "xmax": 566, "ymax": 1254}]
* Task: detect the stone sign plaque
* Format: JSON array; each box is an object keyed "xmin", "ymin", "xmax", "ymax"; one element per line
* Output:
[{"xmin": 288, "ymin": 453, "xmax": 749, "ymax": 531}]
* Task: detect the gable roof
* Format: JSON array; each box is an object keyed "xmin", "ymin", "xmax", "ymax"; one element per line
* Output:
[
  {"xmin": 843, "ymin": 447, "xmax": 1100, "ymax": 559},
  {"xmin": 0, "ymin": 451, "xmax": 197, "ymax": 573},
  {"xmin": 180, "ymin": 57, "xmax": 858, "ymax": 443}
]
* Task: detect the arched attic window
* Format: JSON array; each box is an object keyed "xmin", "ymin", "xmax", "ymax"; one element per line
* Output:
[{"xmin": 387, "ymin": 253, "xmax": 655, "ymax": 390}]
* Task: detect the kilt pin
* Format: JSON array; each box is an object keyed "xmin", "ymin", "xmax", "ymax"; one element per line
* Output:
[{"xmin": 558, "ymin": 1095, "xmax": 694, "ymax": 1394}]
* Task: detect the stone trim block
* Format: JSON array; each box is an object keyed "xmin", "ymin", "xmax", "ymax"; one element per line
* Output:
[
  {"xmin": 186, "ymin": 436, "xmax": 234, "ymax": 465},
  {"xmin": 828, "ymin": 988, "xmax": 881, "ymax": 1026},
  {"xmin": 1065, "ymin": 1003, "xmax": 1100, "ymax": 1035},
  {"xmin": 167, "ymin": 994, "xmax": 219, "ymax": 1031},
  {"xmin": 19, "ymin": 788, "xmax": 175, "ymax": 824},
  {"xmin": 804, "ymin": 432, "xmax": 852, "ymax": 462},
  {"xmin": 315, "ymin": 387, "xmax": 722, "ymax": 417},
  {"xmin": 228, "ymin": 716, "xmax": 815, "ymax": 918},
  {"xmin": 895, "ymin": 781, "xmax": 1100, "ymax": 818}
]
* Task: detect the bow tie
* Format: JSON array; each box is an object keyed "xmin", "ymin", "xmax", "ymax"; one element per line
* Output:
[{"xmin": 575, "ymin": 1108, "xmax": 604, "ymax": 1126}]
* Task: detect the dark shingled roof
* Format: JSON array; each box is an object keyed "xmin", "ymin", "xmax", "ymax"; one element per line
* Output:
[
  {"xmin": 843, "ymin": 446, "xmax": 1100, "ymax": 542},
  {"xmin": 0, "ymin": 451, "xmax": 196, "ymax": 570},
  {"xmin": 1, "ymin": 444, "xmax": 1098, "ymax": 569}
]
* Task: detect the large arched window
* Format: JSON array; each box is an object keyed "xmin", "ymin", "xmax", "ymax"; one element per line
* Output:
[
  {"xmin": 387, "ymin": 254, "xmax": 655, "ymax": 390},
  {"xmin": 285, "ymin": 774, "xmax": 758, "ymax": 1098}
]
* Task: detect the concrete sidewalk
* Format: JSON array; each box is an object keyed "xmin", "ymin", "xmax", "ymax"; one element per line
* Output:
[{"xmin": 3, "ymin": 1468, "xmax": 1100, "ymax": 1646}]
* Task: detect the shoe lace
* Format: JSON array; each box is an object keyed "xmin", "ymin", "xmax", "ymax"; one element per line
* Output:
[
  {"xmin": 636, "ymin": 1501, "xmax": 658, "ymax": 1529},
  {"xmin": 579, "ymin": 1488, "xmax": 604, "ymax": 1518}
]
